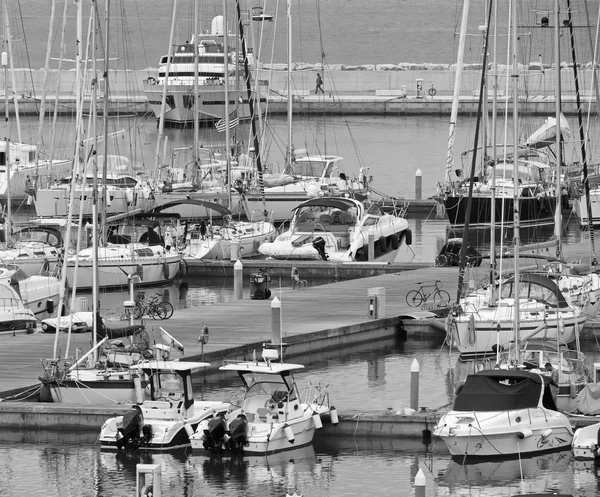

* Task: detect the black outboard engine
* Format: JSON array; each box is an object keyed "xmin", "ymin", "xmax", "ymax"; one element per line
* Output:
[
  {"xmin": 227, "ymin": 414, "xmax": 249, "ymax": 453},
  {"xmin": 203, "ymin": 414, "xmax": 228, "ymax": 453},
  {"xmin": 117, "ymin": 405, "xmax": 144, "ymax": 450},
  {"xmin": 312, "ymin": 237, "xmax": 328, "ymax": 260}
]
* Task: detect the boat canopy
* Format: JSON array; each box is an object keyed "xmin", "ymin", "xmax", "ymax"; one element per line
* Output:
[
  {"xmin": 292, "ymin": 197, "xmax": 358, "ymax": 212},
  {"xmin": 454, "ymin": 370, "xmax": 544, "ymax": 411},
  {"xmin": 150, "ymin": 198, "xmax": 232, "ymax": 217},
  {"xmin": 525, "ymin": 114, "xmax": 571, "ymax": 149},
  {"xmin": 500, "ymin": 273, "xmax": 570, "ymax": 309}
]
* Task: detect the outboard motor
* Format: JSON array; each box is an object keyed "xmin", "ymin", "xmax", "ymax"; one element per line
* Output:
[
  {"xmin": 117, "ymin": 405, "xmax": 144, "ymax": 450},
  {"xmin": 227, "ymin": 414, "xmax": 248, "ymax": 453},
  {"xmin": 203, "ymin": 414, "xmax": 228, "ymax": 453},
  {"xmin": 312, "ymin": 237, "xmax": 328, "ymax": 260}
]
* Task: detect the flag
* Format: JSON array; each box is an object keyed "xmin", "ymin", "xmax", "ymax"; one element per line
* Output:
[{"xmin": 215, "ymin": 113, "xmax": 240, "ymax": 133}]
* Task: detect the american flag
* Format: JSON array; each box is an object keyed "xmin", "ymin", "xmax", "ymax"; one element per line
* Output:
[{"xmin": 215, "ymin": 113, "xmax": 240, "ymax": 132}]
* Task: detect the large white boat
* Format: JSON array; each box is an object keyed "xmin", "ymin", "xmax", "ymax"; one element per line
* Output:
[
  {"xmin": 33, "ymin": 156, "xmax": 153, "ymax": 218},
  {"xmin": 259, "ymin": 196, "xmax": 411, "ymax": 262},
  {"xmin": 433, "ymin": 369, "xmax": 573, "ymax": 458},
  {"xmin": 191, "ymin": 348, "xmax": 336, "ymax": 455},
  {"xmin": 446, "ymin": 273, "xmax": 587, "ymax": 358},
  {"xmin": 144, "ymin": 15, "xmax": 263, "ymax": 125},
  {"xmin": 99, "ymin": 361, "xmax": 230, "ymax": 451},
  {"xmin": 242, "ymin": 154, "xmax": 369, "ymax": 222}
]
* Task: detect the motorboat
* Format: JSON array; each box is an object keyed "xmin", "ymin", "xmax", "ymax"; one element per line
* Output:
[
  {"xmin": 496, "ymin": 338, "xmax": 590, "ymax": 412},
  {"xmin": 242, "ymin": 154, "xmax": 370, "ymax": 222},
  {"xmin": 34, "ymin": 156, "xmax": 153, "ymax": 218},
  {"xmin": 190, "ymin": 348, "xmax": 336, "ymax": 455},
  {"xmin": 98, "ymin": 360, "xmax": 230, "ymax": 450},
  {"xmin": 258, "ymin": 196, "xmax": 411, "ymax": 262},
  {"xmin": 143, "ymin": 15, "xmax": 263, "ymax": 124},
  {"xmin": 447, "ymin": 273, "xmax": 587, "ymax": 358},
  {"xmin": 433, "ymin": 369, "xmax": 574, "ymax": 458},
  {"xmin": 572, "ymin": 422, "xmax": 600, "ymax": 460}
]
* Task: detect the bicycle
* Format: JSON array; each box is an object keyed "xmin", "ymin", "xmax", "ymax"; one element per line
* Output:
[
  {"xmin": 405, "ymin": 280, "xmax": 451, "ymax": 307},
  {"xmin": 121, "ymin": 292, "xmax": 174, "ymax": 321}
]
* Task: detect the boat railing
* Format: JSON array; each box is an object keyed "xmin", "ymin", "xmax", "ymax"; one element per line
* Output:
[{"xmin": 300, "ymin": 382, "xmax": 331, "ymax": 409}]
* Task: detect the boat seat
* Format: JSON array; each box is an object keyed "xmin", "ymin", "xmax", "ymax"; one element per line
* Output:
[{"xmin": 255, "ymin": 407, "xmax": 269, "ymax": 423}]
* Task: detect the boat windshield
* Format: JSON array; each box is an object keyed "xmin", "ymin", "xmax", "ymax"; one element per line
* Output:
[
  {"xmin": 240, "ymin": 372, "xmax": 293, "ymax": 397},
  {"xmin": 291, "ymin": 160, "xmax": 331, "ymax": 178},
  {"xmin": 294, "ymin": 203, "xmax": 357, "ymax": 230},
  {"xmin": 500, "ymin": 280, "xmax": 560, "ymax": 307}
]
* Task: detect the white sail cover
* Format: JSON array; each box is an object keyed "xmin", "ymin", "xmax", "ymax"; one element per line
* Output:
[{"xmin": 525, "ymin": 114, "xmax": 571, "ymax": 149}]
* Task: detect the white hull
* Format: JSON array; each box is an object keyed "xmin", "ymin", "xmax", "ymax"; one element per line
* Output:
[
  {"xmin": 572, "ymin": 422, "xmax": 600, "ymax": 460},
  {"xmin": 573, "ymin": 190, "xmax": 600, "ymax": 226},
  {"xmin": 66, "ymin": 247, "xmax": 181, "ymax": 290},
  {"xmin": 47, "ymin": 378, "xmax": 145, "ymax": 405},
  {"xmin": 434, "ymin": 408, "xmax": 573, "ymax": 457},
  {"xmin": 0, "ymin": 159, "xmax": 72, "ymax": 201}
]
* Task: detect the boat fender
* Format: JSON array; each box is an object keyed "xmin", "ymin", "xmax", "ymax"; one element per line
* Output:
[
  {"xmin": 329, "ymin": 406, "xmax": 339, "ymax": 425},
  {"xmin": 454, "ymin": 380, "xmax": 465, "ymax": 396},
  {"xmin": 184, "ymin": 423, "xmax": 194, "ymax": 438},
  {"xmin": 283, "ymin": 423, "xmax": 295, "ymax": 444},
  {"xmin": 42, "ymin": 258, "xmax": 50, "ymax": 273},
  {"xmin": 390, "ymin": 233, "xmax": 400, "ymax": 250},
  {"xmin": 570, "ymin": 382, "xmax": 577, "ymax": 399},
  {"xmin": 541, "ymin": 428, "xmax": 553, "ymax": 439},
  {"xmin": 140, "ymin": 485, "xmax": 153, "ymax": 496},
  {"xmin": 264, "ymin": 288, "xmax": 272, "ymax": 299},
  {"xmin": 163, "ymin": 262, "xmax": 169, "ymax": 280},
  {"xmin": 378, "ymin": 236, "xmax": 388, "ymax": 253},
  {"xmin": 517, "ymin": 429, "xmax": 533, "ymax": 439},
  {"xmin": 405, "ymin": 229, "xmax": 413, "ymax": 246},
  {"xmin": 134, "ymin": 375, "xmax": 144, "ymax": 404},
  {"xmin": 312, "ymin": 412, "xmax": 323, "ymax": 430},
  {"xmin": 179, "ymin": 259, "xmax": 188, "ymax": 277}
]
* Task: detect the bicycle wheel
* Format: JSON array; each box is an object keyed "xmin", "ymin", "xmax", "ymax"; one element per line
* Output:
[
  {"xmin": 160, "ymin": 301, "xmax": 174, "ymax": 319},
  {"xmin": 133, "ymin": 302, "xmax": 145, "ymax": 320},
  {"xmin": 148, "ymin": 304, "xmax": 159, "ymax": 320},
  {"xmin": 434, "ymin": 290, "xmax": 451, "ymax": 306},
  {"xmin": 405, "ymin": 290, "xmax": 423, "ymax": 307},
  {"xmin": 435, "ymin": 254, "xmax": 448, "ymax": 267},
  {"xmin": 154, "ymin": 304, "xmax": 168, "ymax": 320}
]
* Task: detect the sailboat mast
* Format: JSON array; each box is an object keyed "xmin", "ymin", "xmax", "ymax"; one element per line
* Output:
[
  {"xmin": 193, "ymin": 0, "xmax": 199, "ymax": 185},
  {"xmin": 510, "ymin": 0, "xmax": 522, "ymax": 360},
  {"xmin": 554, "ymin": 0, "xmax": 563, "ymax": 259},
  {"xmin": 223, "ymin": 0, "xmax": 232, "ymax": 210},
  {"xmin": 91, "ymin": 0, "xmax": 99, "ymax": 354},
  {"xmin": 2, "ymin": 1, "xmax": 19, "ymax": 144},
  {"xmin": 445, "ymin": 0, "xmax": 470, "ymax": 183},
  {"xmin": 2, "ymin": 0, "xmax": 11, "ymax": 239},
  {"xmin": 101, "ymin": 0, "xmax": 111, "ymax": 246},
  {"xmin": 286, "ymin": 0, "xmax": 292, "ymax": 169}
]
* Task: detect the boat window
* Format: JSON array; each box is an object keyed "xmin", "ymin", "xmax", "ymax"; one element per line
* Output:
[
  {"xmin": 527, "ymin": 282, "xmax": 558, "ymax": 306},
  {"xmin": 364, "ymin": 203, "xmax": 385, "ymax": 217},
  {"xmin": 135, "ymin": 248, "xmax": 155, "ymax": 257},
  {"xmin": 291, "ymin": 160, "xmax": 326, "ymax": 177},
  {"xmin": 0, "ymin": 152, "xmax": 5, "ymax": 166}
]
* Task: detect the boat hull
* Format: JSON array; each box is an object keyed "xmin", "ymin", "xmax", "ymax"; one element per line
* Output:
[
  {"xmin": 45, "ymin": 377, "xmax": 145, "ymax": 405},
  {"xmin": 572, "ymin": 422, "xmax": 600, "ymax": 460}
]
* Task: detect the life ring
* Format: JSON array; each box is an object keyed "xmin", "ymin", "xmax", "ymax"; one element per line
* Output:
[
  {"xmin": 428, "ymin": 86, "xmax": 437, "ymax": 97},
  {"xmin": 179, "ymin": 259, "xmax": 188, "ymax": 277},
  {"xmin": 378, "ymin": 236, "xmax": 388, "ymax": 253},
  {"xmin": 146, "ymin": 76, "xmax": 157, "ymax": 85},
  {"xmin": 404, "ymin": 228, "xmax": 413, "ymax": 246},
  {"xmin": 390, "ymin": 234, "xmax": 400, "ymax": 250},
  {"xmin": 163, "ymin": 262, "xmax": 169, "ymax": 280}
]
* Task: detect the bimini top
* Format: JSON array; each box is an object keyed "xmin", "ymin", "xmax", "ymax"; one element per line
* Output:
[
  {"xmin": 454, "ymin": 370, "xmax": 548, "ymax": 412},
  {"xmin": 292, "ymin": 197, "xmax": 358, "ymax": 212},
  {"xmin": 501, "ymin": 272, "xmax": 570, "ymax": 309},
  {"xmin": 132, "ymin": 361, "xmax": 211, "ymax": 373},
  {"xmin": 220, "ymin": 361, "xmax": 305, "ymax": 374}
]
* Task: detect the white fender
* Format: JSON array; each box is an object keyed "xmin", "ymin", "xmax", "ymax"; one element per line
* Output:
[
  {"xmin": 283, "ymin": 423, "xmax": 295, "ymax": 444},
  {"xmin": 541, "ymin": 428, "xmax": 553, "ymax": 438},
  {"xmin": 329, "ymin": 406, "xmax": 339, "ymax": 425},
  {"xmin": 184, "ymin": 423, "xmax": 194, "ymax": 438},
  {"xmin": 312, "ymin": 412, "xmax": 323, "ymax": 430},
  {"xmin": 517, "ymin": 429, "xmax": 533, "ymax": 439}
]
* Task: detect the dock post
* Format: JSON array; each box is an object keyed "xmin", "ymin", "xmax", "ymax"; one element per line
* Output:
[
  {"xmin": 415, "ymin": 169, "xmax": 422, "ymax": 200},
  {"xmin": 271, "ymin": 296, "xmax": 281, "ymax": 345},
  {"xmin": 234, "ymin": 259, "xmax": 243, "ymax": 300},
  {"xmin": 410, "ymin": 358, "xmax": 419, "ymax": 411},
  {"xmin": 368, "ymin": 233, "xmax": 375, "ymax": 261},
  {"xmin": 230, "ymin": 239, "xmax": 239, "ymax": 261},
  {"xmin": 414, "ymin": 468, "xmax": 426, "ymax": 497}
]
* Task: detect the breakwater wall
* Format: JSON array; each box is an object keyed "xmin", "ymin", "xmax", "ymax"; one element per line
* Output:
[{"xmin": 2, "ymin": 62, "xmax": 598, "ymax": 115}]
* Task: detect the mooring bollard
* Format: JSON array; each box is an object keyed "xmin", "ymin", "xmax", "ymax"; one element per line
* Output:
[
  {"xmin": 271, "ymin": 296, "xmax": 281, "ymax": 345},
  {"xmin": 233, "ymin": 259, "xmax": 243, "ymax": 300},
  {"xmin": 414, "ymin": 468, "xmax": 426, "ymax": 497},
  {"xmin": 410, "ymin": 358, "xmax": 420, "ymax": 411},
  {"xmin": 415, "ymin": 169, "xmax": 422, "ymax": 200}
]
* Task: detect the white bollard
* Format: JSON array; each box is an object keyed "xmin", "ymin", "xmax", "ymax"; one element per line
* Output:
[
  {"xmin": 230, "ymin": 239, "xmax": 240, "ymax": 261},
  {"xmin": 271, "ymin": 296, "xmax": 281, "ymax": 345},
  {"xmin": 415, "ymin": 169, "xmax": 422, "ymax": 200},
  {"xmin": 233, "ymin": 259, "xmax": 243, "ymax": 300},
  {"xmin": 414, "ymin": 468, "xmax": 426, "ymax": 497},
  {"xmin": 410, "ymin": 359, "xmax": 420, "ymax": 411}
]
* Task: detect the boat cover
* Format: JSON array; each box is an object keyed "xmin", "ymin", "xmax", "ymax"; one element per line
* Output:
[
  {"xmin": 454, "ymin": 370, "xmax": 544, "ymax": 411},
  {"xmin": 575, "ymin": 382, "xmax": 600, "ymax": 415},
  {"xmin": 525, "ymin": 114, "xmax": 571, "ymax": 149},
  {"xmin": 502, "ymin": 273, "xmax": 570, "ymax": 309}
]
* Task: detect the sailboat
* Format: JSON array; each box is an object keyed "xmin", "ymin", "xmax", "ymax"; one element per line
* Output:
[{"xmin": 435, "ymin": 0, "xmax": 574, "ymax": 458}]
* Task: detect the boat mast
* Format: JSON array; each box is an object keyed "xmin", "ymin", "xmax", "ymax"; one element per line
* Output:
[
  {"xmin": 101, "ymin": 0, "xmax": 111, "ymax": 247},
  {"xmin": 223, "ymin": 0, "xmax": 232, "ymax": 210},
  {"xmin": 2, "ymin": 0, "xmax": 20, "ymax": 144},
  {"xmin": 193, "ymin": 0, "xmax": 199, "ymax": 186},
  {"xmin": 285, "ymin": 0, "xmax": 293, "ymax": 170},
  {"xmin": 2, "ymin": 0, "xmax": 12, "ymax": 242},
  {"xmin": 445, "ymin": 0, "xmax": 470, "ymax": 183},
  {"xmin": 510, "ymin": 0, "xmax": 522, "ymax": 362},
  {"xmin": 554, "ymin": 0, "xmax": 563, "ymax": 260},
  {"xmin": 566, "ymin": 0, "xmax": 596, "ymax": 262}
]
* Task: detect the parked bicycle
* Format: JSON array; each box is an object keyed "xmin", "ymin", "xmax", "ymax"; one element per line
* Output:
[
  {"xmin": 121, "ymin": 291, "xmax": 174, "ymax": 320},
  {"xmin": 405, "ymin": 280, "xmax": 451, "ymax": 307}
]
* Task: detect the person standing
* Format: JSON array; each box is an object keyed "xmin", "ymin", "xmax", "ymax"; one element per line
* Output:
[
  {"xmin": 315, "ymin": 72, "xmax": 324, "ymax": 94},
  {"xmin": 291, "ymin": 266, "xmax": 300, "ymax": 289},
  {"xmin": 199, "ymin": 220, "xmax": 207, "ymax": 240},
  {"xmin": 545, "ymin": 362, "xmax": 559, "ymax": 406}
]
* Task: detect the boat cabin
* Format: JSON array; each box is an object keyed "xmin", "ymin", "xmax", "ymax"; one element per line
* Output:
[
  {"xmin": 289, "ymin": 155, "xmax": 344, "ymax": 180},
  {"xmin": 500, "ymin": 273, "xmax": 570, "ymax": 309}
]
